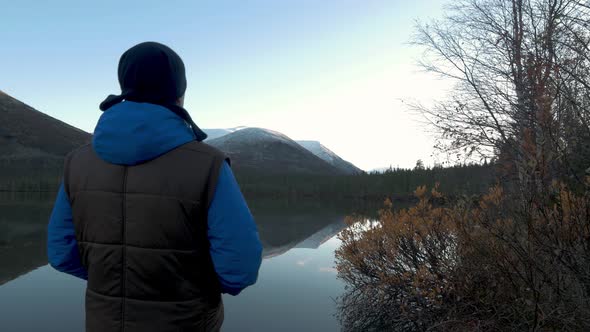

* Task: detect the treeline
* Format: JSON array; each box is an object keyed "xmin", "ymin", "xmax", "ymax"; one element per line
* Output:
[
  {"xmin": 1, "ymin": 161, "xmax": 494, "ymax": 203},
  {"xmin": 237, "ymin": 163, "xmax": 494, "ymax": 201}
]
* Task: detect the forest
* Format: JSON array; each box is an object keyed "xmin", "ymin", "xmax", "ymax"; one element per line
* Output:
[
  {"xmin": 0, "ymin": 160, "xmax": 495, "ymax": 204},
  {"xmin": 236, "ymin": 163, "xmax": 494, "ymax": 201}
]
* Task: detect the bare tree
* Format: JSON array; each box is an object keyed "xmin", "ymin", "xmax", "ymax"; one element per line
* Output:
[{"xmin": 412, "ymin": 0, "xmax": 590, "ymax": 190}]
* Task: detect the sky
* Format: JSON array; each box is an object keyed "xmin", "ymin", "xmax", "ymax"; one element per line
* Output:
[{"xmin": 1, "ymin": 0, "xmax": 451, "ymax": 171}]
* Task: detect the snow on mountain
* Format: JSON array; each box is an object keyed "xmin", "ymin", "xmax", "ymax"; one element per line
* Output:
[
  {"xmin": 297, "ymin": 140, "xmax": 363, "ymax": 175},
  {"xmin": 203, "ymin": 129, "xmax": 232, "ymax": 141},
  {"xmin": 297, "ymin": 140, "xmax": 335, "ymax": 162},
  {"xmin": 210, "ymin": 127, "xmax": 305, "ymax": 150}
]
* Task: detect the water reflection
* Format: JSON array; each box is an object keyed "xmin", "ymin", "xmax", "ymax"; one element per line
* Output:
[
  {"xmin": 0, "ymin": 194, "xmax": 358, "ymax": 331},
  {"xmin": 0, "ymin": 192, "xmax": 55, "ymax": 285}
]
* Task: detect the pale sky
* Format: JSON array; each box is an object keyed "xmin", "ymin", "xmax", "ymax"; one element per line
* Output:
[{"xmin": 1, "ymin": 0, "xmax": 450, "ymax": 170}]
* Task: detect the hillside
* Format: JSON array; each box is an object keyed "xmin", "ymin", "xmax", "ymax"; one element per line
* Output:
[
  {"xmin": 297, "ymin": 140, "xmax": 363, "ymax": 175},
  {"xmin": 0, "ymin": 91, "xmax": 91, "ymax": 158},
  {"xmin": 207, "ymin": 127, "xmax": 345, "ymax": 175},
  {"xmin": 0, "ymin": 91, "xmax": 91, "ymax": 191}
]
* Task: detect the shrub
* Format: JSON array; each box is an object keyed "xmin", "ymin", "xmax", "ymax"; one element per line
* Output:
[{"xmin": 336, "ymin": 182, "xmax": 590, "ymax": 331}]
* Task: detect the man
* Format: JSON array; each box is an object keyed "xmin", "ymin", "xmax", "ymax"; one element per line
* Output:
[{"xmin": 47, "ymin": 42, "xmax": 263, "ymax": 332}]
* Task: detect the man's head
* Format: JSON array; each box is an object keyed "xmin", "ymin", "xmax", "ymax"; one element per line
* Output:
[
  {"xmin": 99, "ymin": 42, "xmax": 207, "ymax": 141},
  {"xmin": 100, "ymin": 42, "xmax": 187, "ymax": 110}
]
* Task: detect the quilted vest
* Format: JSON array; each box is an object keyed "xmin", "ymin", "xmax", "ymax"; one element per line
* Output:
[{"xmin": 64, "ymin": 141, "xmax": 228, "ymax": 332}]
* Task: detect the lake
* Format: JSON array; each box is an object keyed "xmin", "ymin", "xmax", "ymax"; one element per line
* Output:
[{"xmin": 0, "ymin": 192, "xmax": 369, "ymax": 332}]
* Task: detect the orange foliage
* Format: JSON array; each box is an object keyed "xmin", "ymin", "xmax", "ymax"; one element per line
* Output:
[{"xmin": 336, "ymin": 184, "xmax": 590, "ymax": 331}]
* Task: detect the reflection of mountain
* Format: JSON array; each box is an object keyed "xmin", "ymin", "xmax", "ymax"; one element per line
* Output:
[
  {"xmin": 0, "ymin": 196, "xmax": 349, "ymax": 285},
  {"xmin": 263, "ymin": 218, "xmax": 347, "ymax": 258},
  {"xmin": 249, "ymin": 201, "xmax": 347, "ymax": 259},
  {"xmin": 295, "ymin": 220, "xmax": 348, "ymax": 249},
  {"xmin": 259, "ymin": 215, "xmax": 343, "ymax": 259},
  {"xmin": 0, "ymin": 193, "xmax": 55, "ymax": 285}
]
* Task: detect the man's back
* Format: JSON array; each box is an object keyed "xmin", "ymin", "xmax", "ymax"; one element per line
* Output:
[
  {"xmin": 65, "ymin": 140, "xmax": 225, "ymax": 331},
  {"xmin": 47, "ymin": 42, "xmax": 262, "ymax": 332}
]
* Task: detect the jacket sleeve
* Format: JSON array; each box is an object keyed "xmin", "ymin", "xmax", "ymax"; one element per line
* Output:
[
  {"xmin": 47, "ymin": 182, "xmax": 88, "ymax": 280},
  {"xmin": 207, "ymin": 161, "xmax": 263, "ymax": 296}
]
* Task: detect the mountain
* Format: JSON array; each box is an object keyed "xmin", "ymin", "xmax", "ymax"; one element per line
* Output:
[
  {"xmin": 297, "ymin": 140, "xmax": 363, "ymax": 175},
  {"xmin": 204, "ymin": 127, "xmax": 364, "ymax": 175},
  {"xmin": 207, "ymin": 127, "xmax": 344, "ymax": 175},
  {"xmin": 0, "ymin": 91, "xmax": 91, "ymax": 159},
  {"xmin": 0, "ymin": 91, "xmax": 359, "ymax": 180}
]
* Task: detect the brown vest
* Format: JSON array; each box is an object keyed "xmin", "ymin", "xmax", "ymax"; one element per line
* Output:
[{"xmin": 64, "ymin": 141, "xmax": 228, "ymax": 332}]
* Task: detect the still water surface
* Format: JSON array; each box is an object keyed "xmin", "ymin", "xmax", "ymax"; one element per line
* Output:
[{"xmin": 0, "ymin": 193, "xmax": 361, "ymax": 332}]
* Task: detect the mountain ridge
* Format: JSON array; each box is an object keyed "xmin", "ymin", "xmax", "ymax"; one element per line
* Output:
[
  {"xmin": 204, "ymin": 127, "xmax": 363, "ymax": 175},
  {"xmin": 296, "ymin": 140, "xmax": 363, "ymax": 175},
  {"xmin": 207, "ymin": 127, "xmax": 345, "ymax": 175},
  {"xmin": 0, "ymin": 91, "xmax": 360, "ymax": 180},
  {"xmin": 0, "ymin": 90, "xmax": 91, "ymax": 158}
]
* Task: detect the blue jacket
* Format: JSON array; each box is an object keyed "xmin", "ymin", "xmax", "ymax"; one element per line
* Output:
[{"xmin": 47, "ymin": 101, "xmax": 262, "ymax": 295}]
